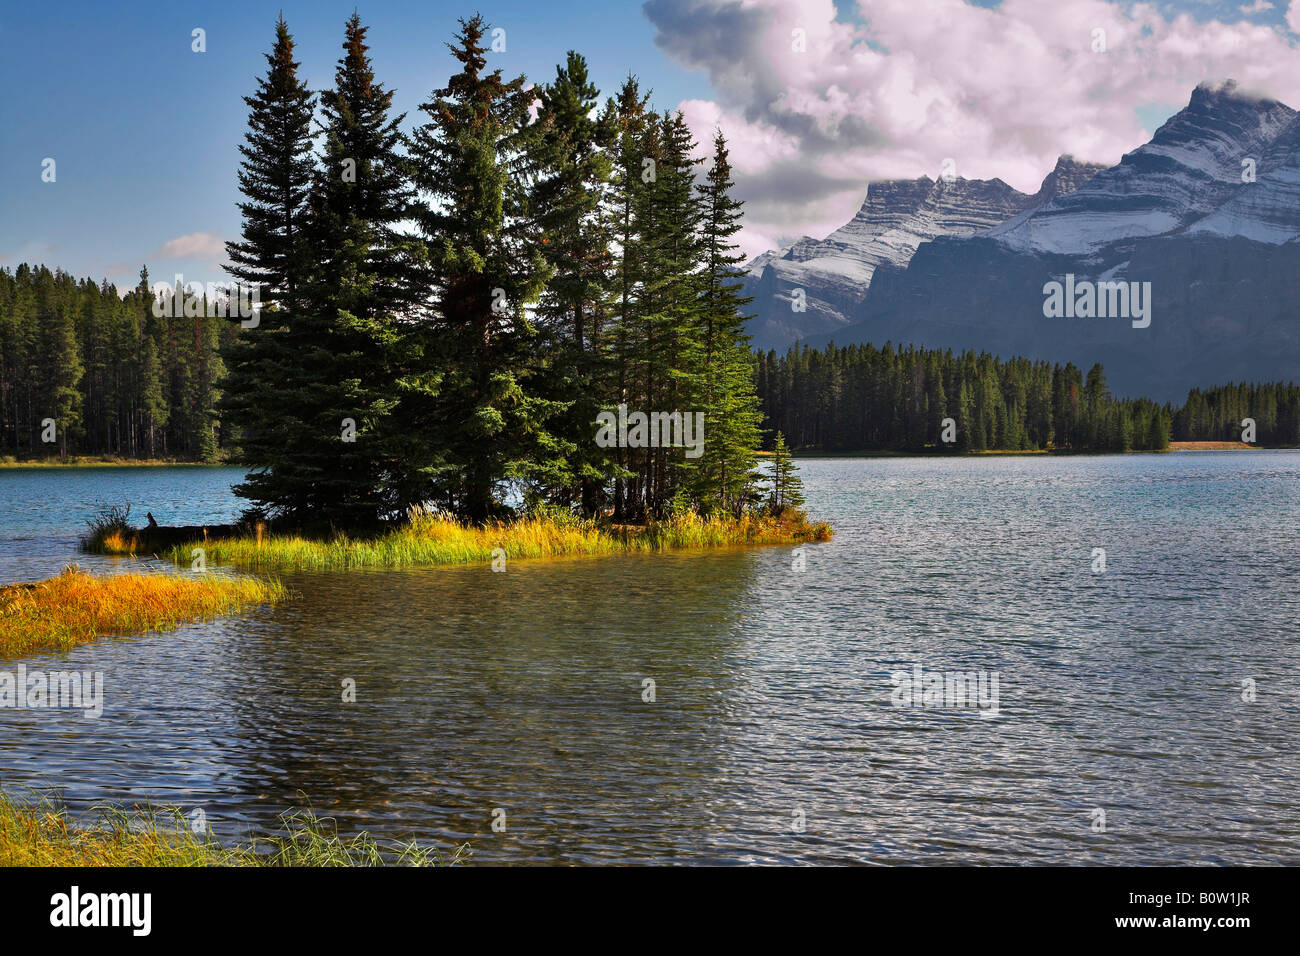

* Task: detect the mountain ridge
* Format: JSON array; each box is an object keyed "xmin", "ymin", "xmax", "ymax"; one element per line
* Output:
[{"xmin": 748, "ymin": 81, "xmax": 1300, "ymax": 402}]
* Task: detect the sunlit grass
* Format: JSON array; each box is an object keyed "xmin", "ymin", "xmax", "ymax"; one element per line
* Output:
[
  {"xmin": 0, "ymin": 567, "xmax": 286, "ymax": 658},
  {"xmin": 0, "ymin": 791, "xmax": 467, "ymax": 867},
  {"xmin": 161, "ymin": 507, "xmax": 834, "ymax": 572}
]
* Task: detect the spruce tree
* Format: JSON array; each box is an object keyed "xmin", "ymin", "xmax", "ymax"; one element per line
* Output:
[
  {"xmin": 691, "ymin": 131, "xmax": 761, "ymax": 515},
  {"xmin": 221, "ymin": 16, "xmax": 318, "ymax": 518},
  {"xmin": 605, "ymin": 76, "xmax": 652, "ymax": 521},
  {"xmin": 407, "ymin": 14, "xmax": 556, "ymax": 521},
  {"xmin": 767, "ymin": 431, "xmax": 804, "ymax": 513},
  {"xmin": 526, "ymin": 51, "xmax": 615, "ymax": 514},
  {"xmin": 293, "ymin": 12, "xmax": 422, "ymax": 524},
  {"xmin": 226, "ymin": 15, "xmax": 316, "ymax": 318},
  {"xmin": 628, "ymin": 111, "xmax": 703, "ymax": 516}
]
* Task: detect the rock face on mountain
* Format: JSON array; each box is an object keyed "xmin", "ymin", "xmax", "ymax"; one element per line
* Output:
[
  {"xmin": 773, "ymin": 81, "xmax": 1300, "ymax": 402},
  {"xmin": 984, "ymin": 80, "xmax": 1296, "ymax": 256},
  {"xmin": 743, "ymin": 158, "xmax": 1105, "ymax": 351}
]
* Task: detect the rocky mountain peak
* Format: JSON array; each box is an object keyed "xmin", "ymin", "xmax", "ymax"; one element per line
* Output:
[{"xmin": 1031, "ymin": 155, "xmax": 1108, "ymax": 204}]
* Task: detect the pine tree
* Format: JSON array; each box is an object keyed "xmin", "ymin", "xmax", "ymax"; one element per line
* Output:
[
  {"xmin": 407, "ymin": 14, "xmax": 556, "ymax": 521},
  {"xmin": 290, "ymin": 12, "xmax": 422, "ymax": 524},
  {"xmin": 42, "ymin": 279, "xmax": 84, "ymax": 457},
  {"xmin": 221, "ymin": 16, "xmax": 318, "ymax": 518},
  {"xmin": 767, "ymin": 431, "xmax": 804, "ymax": 513},
  {"xmin": 526, "ymin": 51, "xmax": 616, "ymax": 514},
  {"xmin": 691, "ymin": 131, "xmax": 762, "ymax": 515}
]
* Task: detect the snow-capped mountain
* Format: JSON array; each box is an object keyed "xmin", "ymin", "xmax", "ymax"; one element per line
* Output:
[
  {"xmin": 743, "ymin": 158, "xmax": 1106, "ymax": 351},
  {"xmin": 771, "ymin": 81, "xmax": 1300, "ymax": 402},
  {"xmin": 985, "ymin": 80, "xmax": 1296, "ymax": 256}
]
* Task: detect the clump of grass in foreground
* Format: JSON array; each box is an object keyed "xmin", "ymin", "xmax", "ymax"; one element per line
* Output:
[
  {"xmin": 81, "ymin": 503, "xmax": 135, "ymax": 555},
  {"xmin": 0, "ymin": 567, "xmax": 286, "ymax": 658},
  {"xmin": 0, "ymin": 792, "xmax": 467, "ymax": 867},
  {"xmin": 165, "ymin": 506, "xmax": 834, "ymax": 572}
]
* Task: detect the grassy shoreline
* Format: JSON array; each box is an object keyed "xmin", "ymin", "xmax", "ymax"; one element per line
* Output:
[
  {"xmin": 0, "ymin": 567, "xmax": 285, "ymax": 658},
  {"xmin": 0, "ymin": 791, "xmax": 466, "ymax": 866},
  {"xmin": 85, "ymin": 508, "xmax": 834, "ymax": 573}
]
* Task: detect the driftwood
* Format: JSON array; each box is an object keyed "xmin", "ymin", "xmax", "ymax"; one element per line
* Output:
[{"xmin": 113, "ymin": 523, "xmax": 244, "ymax": 553}]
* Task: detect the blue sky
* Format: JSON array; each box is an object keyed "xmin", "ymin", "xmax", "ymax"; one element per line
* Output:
[
  {"xmin": 4, "ymin": 0, "xmax": 1300, "ymax": 284},
  {"xmin": 0, "ymin": 1, "xmax": 714, "ymax": 291}
]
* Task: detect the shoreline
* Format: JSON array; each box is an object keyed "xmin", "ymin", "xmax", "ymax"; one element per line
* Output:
[
  {"xmin": 0, "ymin": 568, "xmax": 285, "ymax": 658},
  {"xmin": 83, "ymin": 509, "xmax": 835, "ymax": 573},
  {"xmin": 0, "ymin": 791, "xmax": 466, "ymax": 867},
  {"xmin": 0, "ymin": 458, "xmax": 229, "ymax": 469},
  {"xmin": 791, "ymin": 442, "xmax": 1291, "ymax": 458},
  {"xmin": 6, "ymin": 444, "xmax": 1292, "ymax": 468}
]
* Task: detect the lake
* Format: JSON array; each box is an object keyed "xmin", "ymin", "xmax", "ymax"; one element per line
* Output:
[{"xmin": 1, "ymin": 453, "xmax": 1298, "ymax": 864}]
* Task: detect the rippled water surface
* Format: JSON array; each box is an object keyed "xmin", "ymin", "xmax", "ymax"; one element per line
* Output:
[{"xmin": 2, "ymin": 455, "xmax": 1298, "ymax": 864}]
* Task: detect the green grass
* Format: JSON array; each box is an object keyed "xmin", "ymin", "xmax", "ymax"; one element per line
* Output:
[
  {"xmin": 0, "ymin": 791, "xmax": 467, "ymax": 866},
  {"xmin": 0, "ymin": 566, "xmax": 286, "ymax": 658},
  {"xmin": 152, "ymin": 506, "xmax": 834, "ymax": 572}
]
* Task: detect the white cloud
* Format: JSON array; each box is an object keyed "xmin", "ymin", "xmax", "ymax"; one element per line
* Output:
[
  {"xmin": 156, "ymin": 231, "xmax": 227, "ymax": 259},
  {"xmin": 645, "ymin": 0, "xmax": 1300, "ymax": 258}
]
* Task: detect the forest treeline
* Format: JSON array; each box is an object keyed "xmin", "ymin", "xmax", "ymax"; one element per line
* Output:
[
  {"xmin": 755, "ymin": 343, "xmax": 1300, "ymax": 452},
  {"xmin": 0, "ymin": 265, "xmax": 231, "ymax": 460},
  {"xmin": 6, "ymin": 267, "xmax": 1300, "ymax": 467}
]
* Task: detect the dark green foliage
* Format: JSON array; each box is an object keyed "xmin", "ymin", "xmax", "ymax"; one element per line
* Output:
[
  {"xmin": 0, "ymin": 264, "xmax": 231, "ymax": 459},
  {"xmin": 405, "ymin": 14, "xmax": 557, "ymax": 522},
  {"xmin": 767, "ymin": 432, "xmax": 804, "ymax": 513},
  {"xmin": 224, "ymin": 15, "xmax": 316, "ymax": 318},
  {"xmin": 755, "ymin": 343, "xmax": 1186, "ymax": 453},
  {"xmin": 220, "ymin": 15, "xmax": 320, "ymax": 516},
  {"xmin": 690, "ymin": 131, "xmax": 763, "ymax": 515},
  {"xmin": 524, "ymin": 51, "xmax": 616, "ymax": 514},
  {"xmin": 1173, "ymin": 382, "xmax": 1300, "ymax": 445}
]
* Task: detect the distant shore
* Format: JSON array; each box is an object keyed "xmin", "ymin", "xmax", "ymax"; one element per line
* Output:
[
  {"xmin": 1167, "ymin": 441, "xmax": 1257, "ymax": 451},
  {"xmin": 792, "ymin": 443, "xmax": 1290, "ymax": 457},
  {"xmin": 0, "ymin": 457, "xmax": 227, "ymax": 468},
  {"xmin": 5, "ymin": 443, "xmax": 1288, "ymax": 468}
]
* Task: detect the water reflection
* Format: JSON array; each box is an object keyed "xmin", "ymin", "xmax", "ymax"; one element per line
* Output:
[{"xmin": 2, "ymin": 455, "xmax": 1300, "ymax": 863}]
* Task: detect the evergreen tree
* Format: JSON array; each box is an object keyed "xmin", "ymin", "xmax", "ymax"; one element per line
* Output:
[
  {"xmin": 526, "ymin": 51, "xmax": 616, "ymax": 514},
  {"xmin": 767, "ymin": 431, "xmax": 804, "ymax": 513},
  {"xmin": 289, "ymin": 11, "xmax": 421, "ymax": 524},
  {"xmin": 407, "ymin": 14, "xmax": 556, "ymax": 521},
  {"xmin": 691, "ymin": 131, "xmax": 762, "ymax": 514},
  {"xmin": 605, "ymin": 76, "xmax": 652, "ymax": 521},
  {"xmin": 627, "ymin": 111, "xmax": 703, "ymax": 516},
  {"xmin": 221, "ymin": 16, "xmax": 319, "ymax": 518},
  {"xmin": 225, "ymin": 15, "xmax": 316, "ymax": 317}
]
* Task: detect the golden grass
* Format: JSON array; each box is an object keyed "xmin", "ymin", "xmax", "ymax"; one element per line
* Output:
[
  {"xmin": 0, "ymin": 567, "xmax": 286, "ymax": 658},
  {"xmin": 1168, "ymin": 441, "xmax": 1255, "ymax": 451},
  {"xmin": 0, "ymin": 792, "xmax": 467, "ymax": 867},
  {"xmin": 161, "ymin": 507, "xmax": 833, "ymax": 572},
  {"xmin": 97, "ymin": 529, "xmax": 134, "ymax": 555}
]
